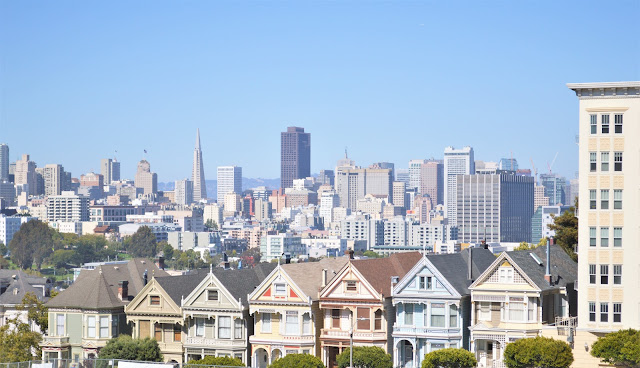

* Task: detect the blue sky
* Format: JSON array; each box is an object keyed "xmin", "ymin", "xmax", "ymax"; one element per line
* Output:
[{"xmin": 1, "ymin": 1, "xmax": 638, "ymax": 182}]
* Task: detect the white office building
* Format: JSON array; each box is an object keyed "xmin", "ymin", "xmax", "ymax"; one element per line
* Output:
[
  {"xmin": 444, "ymin": 146, "xmax": 474, "ymax": 226},
  {"xmin": 217, "ymin": 166, "xmax": 242, "ymax": 202}
]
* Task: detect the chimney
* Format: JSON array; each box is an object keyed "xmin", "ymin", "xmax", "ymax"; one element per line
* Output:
[
  {"xmin": 118, "ymin": 280, "xmax": 129, "ymax": 301},
  {"xmin": 468, "ymin": 246, "xmax": 473, "ymax": 280},
  {"xmin": 284, "ymin": 253, "xmax": 291, "ymax": 264},
  {"xmin": 345, "ymin": 249, "xmax": 354, "ymax": 260},
  {"xmin": 321, "ymin": 269, "xmax": 328, "ymax": 288},
  {"xmin": 143, "ymin": 269, "xmax": 148, "ymax": 286},
  {"xmin": 544, "ymin": 237, "xmax": 552, "ymax": 284},
  {"xmin": 156, "ymin": 256, "xmax": 165, "ymax": 270}
]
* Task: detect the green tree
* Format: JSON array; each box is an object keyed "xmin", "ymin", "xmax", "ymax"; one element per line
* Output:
[
  {"xmin": 504, "ymin": 336, "xmax": 573, "ymax": 368},
  {"xmin": 125, "ymin": 226, "xmax": 157, "ymax": 258},
  {"xmin": 49, "ymin": 249, "xmax": 77, "ymax": 269},
  {"xmin": 591, "ymin": 329, "xmax": 640, "ymax": 367},
  {"xmin": 9, "ymin": 220, "xmax": 56, "ymax": 270},
  {"xmin": 0, "ymin": 317, "xmax": 42, "ymax": 362},
  {"xmin": 204, "ymin": 219, "xmax": 218, "ymax": 231},
  {"xmin": 98, "ymin": 335, "xmax": 162, "ymax": 361},
  {"xmin": 363, "ymin": 250, "xmax": 380, "ymax": 258},
  {"xmin": 270, "ymin": 354, "xmax": 324, "ymax": 368},
  {"xmin": 188, "ymin": 356, "xmax": 244, "ymax": 366},
  {"xmin": 17, "ymin": 292, "xmax": 49, "ymax": 334},
  {"xmin": 421, "ymin": 348, "xmax": 477, "ymax": 368},
  {"xmin": 0, "ymin": 242, "xmax": 7, "ymax": 256},
  {"xmin": 336, "ymin": 346, "xmax": 392, "ymax": 368},
  {"xmin": 548, "ymin": 201, "xmax": 578, "ymax": 261}
]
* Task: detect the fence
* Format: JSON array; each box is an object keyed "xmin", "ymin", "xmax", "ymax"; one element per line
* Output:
[{"xmin": 0, "ymin": 360, "xmax": 241, "ymax": 368}]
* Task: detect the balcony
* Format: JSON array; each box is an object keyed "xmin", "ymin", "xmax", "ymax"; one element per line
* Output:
[
  {"xmin": 185, "ymin": 336, "xmax": 247, "ymax": 348},
  {"xmin": 321, "ymin": 329, "xmax": 386, "ymax": 341},
  {"xmin": 40, "ymin": 336, "xmax": 70, "ymax": 347},
  {"xmin": 393, "ymin": 325, "xmax": 461, "ymax": 336}
]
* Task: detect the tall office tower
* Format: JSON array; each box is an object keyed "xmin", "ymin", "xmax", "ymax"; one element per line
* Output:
[
  {"xmin": 14, "ymin": 154, "xmax": 37, "ymax": 195},
  {"xmin": 498, "ymin": 157, "xmax": 519, "ymax": 171},
  {"xmin": 392, "ymin": 181, "xmax": 406, "ymax": 208},
  {"xmin": 79, "ymin": 172, "xmax": 104, "ymax": 187},
  {"xmin": 175, "ymin": 179, "xmax": 194, "ymax": 205},
  {"xmin": 0, "ymin": 144, "xmax": 8, "ymax": 182},
  {"xmin": 319, "ymin": 190, "xmax": 340, "ymax": 223},
  {"xmin": 395, "ymin": 169, "xmax": 410, "ymax": 185},
  {"xmin": 533, "ymin": 184, "xmax": 550, "ymax": 212},
  {"xmin": 335, "ymin": 167, "xmax": 392, "ymax": 210},
  {"xmin": 42, "ymin": 164, "xmax": 65, "ymax": 196},
  {"xmin": 420, "ymin": 160, "xmax": 444, "ymax": 205},
  {"xmin": 191, "ymin": 128, "xmax": 207, "ymax": 202},
  {"xmin": 217, "ymin": 166, "xmax": 242, "ymax": 202},
  {"xmin": 569, "ymin": 178, "xmax": 579, "ymax": 206},
  {"xmin": 46, "ymin": 191, "xmax": 90, "ymax": 222},
  {"xmin": 408, "ymin": 159, "xmax": 427, "ymax": 190},
  {"xmin": 371, "ymin": 162, "xmax": 395, "ymax": 180},
  {"xmin": 444, "ymin": 146, "xmax": 474, "ymax": 226},
  {"xmin": 280, "ymin": 126, "xmax": 310, "ymax": 190},
  {"xmin": 318, "ymin": 169, "xmax": 335, "ymax": 186},
  {"xmin": 539, "ymin": 173, "xmax": 566, "ymax": 205},
  {"xmin": 134, "ymin": 159, "xmax": 158, "ymax": 195},
  {"xmin": 568, "ymin": 82, "xmax": 640, "ymax": 362},
  {"xmin": 101, "ymin": 158, "xmax": 121, "ymax": 184},
  {"xmin": 456, "ymin": 172, "xmax": 534, "ymax": 243},
  {"xmin": 365, "ymin": 167, "xmax": 393, "ymax": 199}
]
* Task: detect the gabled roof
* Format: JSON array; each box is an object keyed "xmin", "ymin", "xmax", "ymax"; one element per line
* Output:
[
  {"xmin": 47, "ymin": 259, "xmax": 168, "ymax": 310},
  {"xmin": 351, "ymin": 252, "xmax": 422, "ymax": 298},
  {"xmin": 154, "ymin": 269, "xmax": 209, "ymax": 305},
  {"xmin": 279, "ymin": 257, "xmax": 348, "ymax": 301},
  {"xmin": 506, "ymin": 245, "xmax": 577, "ymax": 290},
  {"xmin": 428, "ymin": 248, "xmax": 496, "ymax": 295},
  {"xmin": 0, "ymin": 269, "xmax": 51, "ymax": 305},
  {"xmin": 211, "ymin": 263, "xmax": 277, "ymax": 305}
]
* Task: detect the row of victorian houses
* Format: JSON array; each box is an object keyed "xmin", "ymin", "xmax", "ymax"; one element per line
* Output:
[{"xmin": 40, "ymin": 244, "xmax": 576, "ymax": 368}]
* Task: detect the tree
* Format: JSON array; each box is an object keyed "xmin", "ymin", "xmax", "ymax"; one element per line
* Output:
[
  {"xmin": 591, "ymin": 329, "xmax": 640, "ymax": 367},
  {"xmin": 363, "ymin": 250, "xmax": 380, "ymax": 258},
  {"xmin": 9, "ymin": 220, "xmax": 56, "ymax": 270},
  {"xmin": 98, "ymin": 335, "xmax": 162, "ymax": 361},
  {"xmin": 0, "ymin": 242, "xmax": 7, "ymax": 256},
  {"xmin": 125, "ymin": 226, "xmax": 157, "ymax": 258},
  {"xmin": 160, "ymin": 241, "xmax": 174, "ymax": 261},
  {"xmin": 188, "ymin": 356, "xmax": 244, "ymax": 366},
  {"xmin": 49, "ymin": 249, "xmax": 77, "ymax": 269},
  {"xmin": 270, "ymin": 354, "xmax": 324, "ymax": 368},
  {"xmin": 0, "ymin": 317, "xmax": 42, "ymax": 362},
  {"xmin": 421, "ymin": 348, "xmax": 477, "ymax": 368},
  {"xmin": 336, "ymin": 346, "xmax": 392, "ymax": 368},
  {"xmin": 503, "ymin": 336, "xmax": 573, "ymax": 368},
  {"xmin": 548, "ymin": 201, "xmax": 578, "ymax": 261},
  {"xmin": 204, "ymin": 219, "xmax": 218, "ymax": 231},
  {"xmin": 18, "ymin": 292, "xmax": 49, "ymax": 334}
]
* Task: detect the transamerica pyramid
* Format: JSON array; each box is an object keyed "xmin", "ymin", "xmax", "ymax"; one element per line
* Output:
[{"xmin": 192, "ymin": 128, "xmax": 207, "ymax": 202}]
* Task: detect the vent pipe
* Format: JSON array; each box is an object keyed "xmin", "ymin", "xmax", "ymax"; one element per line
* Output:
[{"xmin": 544, "ymin": 237, "xmax": 552, "ymax": 284}]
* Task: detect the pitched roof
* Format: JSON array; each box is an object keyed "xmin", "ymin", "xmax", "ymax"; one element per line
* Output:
[
  {"xmin": 351, "ymin": 252, "xmax": 423, "ymax": 298},
  {"xmin": 506, "ymin": 244, "xmax": 577, "ymax": 291},
  {"xmin": 281, "ymin": 257, "xmax": 349, "ymax": 300},
  {"xmin": 428, "ymin": 248, "xmax": 496, "ymax": 295},
  {"xmin": 46, "ymin": 258, "xmax": 168, "ymax": 310},
  {"xmin": 0, "ymin": 269, "xmax": 51, "ymax": 305},
  {"xmin": 211, "ymin": 263, "xmax": 278, "ymax": 305},
  {"xmin": 154, "ymin": 269, "xmax": 209, "ymax": 305}
]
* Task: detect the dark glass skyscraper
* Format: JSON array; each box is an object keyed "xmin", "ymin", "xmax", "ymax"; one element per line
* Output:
[{"xmin": 280, "ymin": 126, "xmax": 310, "ymax": 189}]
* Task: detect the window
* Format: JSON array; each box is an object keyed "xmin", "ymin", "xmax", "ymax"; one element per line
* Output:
[
  {"xmin": 589, "ymin": 264, "xmax": 596, "ymax": 284},
  {"xmin": 431, "ymin": 343, "xmax": 445, "ymax": 352},
  {"xmin": 274, "ymin": 284, "xmax": 286, "ymax": 295},
  {"xmin": 589, "ymin": 302, "xmax": 596, "ymax": 322},
  {"xmin": 404, "ymin": 304, "xmax": 414, "ymax": 325},
  {"xmin": 56, "ymin": 314, "xmax": 65, "ymax": 336},
  {"xmin": 601, "ymin": 227, "xmax": 609, "ymax": 247},
  {"xmin": 112, "ymin": 315, "xmax": 119, "ymax": 337},
  {"xmin": 208, "ymin": 290, "xmax": 218, "ymax": 301},
  {"xmin": 285, "ymin": 311, "xmax": 299, "ymax": 335},
  {"xmin": 154, "ymin": 323, "xmax": 162, "ymax": 341},
  {"xmin": 87, "ymin": 316, "xmax": 96, "ymax": 338},
  {"xmin": 174, "ymin": 324, "xmax": 181, "ymax": 342},
  {"xmin": 590, "ymin": 227, "xmax": 597, "ymax": 246},
  {"xmin": 479, "ymin": 302, "xmax": 491, "ymax": 321},
  {"xmin": 601, "ymin": 265, "xmax": 609, "ymax": 285},
  {"xmin": 374, "ymin": 309, "xmax": 383, "ymax": 330},
  {"xmin": 600, "ymin": 303, "xmax": 608, "ymax": 322},
  {"xmin": 613, "ymin": 304, "xmax": 622, "ymax": 323},
  {"xmin": 356, "ymin": 308, "xmax": 370, "ymax": 330},
  {"xmin": 614, "ymin": 114, "xmax": 623, "ymax": 133},
  {"xmin": 302, "ymin": 313, "xmax": 311, "ymax": 334},
  {"xmin": 508, "ymin": 297, "xmax": 525, "ymax": 321},
  {"xmin": 614, "ymin": 152, "xmax": 623, "ymax": 171},
  {"xmin": 527, "ymin": 297, "xmax": 536, "ymax": 321},
  {"xmin": 589, "ymin": 190, "xmax": 596, "ymax": 209},
  {"xmin": 450, "ymin": 342, "xmax": 458, "ymax": 349},
  {"xmin": 449, "ymin": 305, "xmax": 458, "ymax": 327},
  {"xmin": 431, "ymin": 303, "xmax": 445, "ymax": 327},
  {"xmin": 601, "ymin": 190, "xmax": 609, "ymax": 210},
  {"xmin": 419, "ymin": 276, "xmax": 425, "ymax": 289},
  {"xmin": 614, "ymin": 228, "xmax": 622, "ymax": 247},
  {"xmin": 261, "ymin": 313, "xmax": 271, "ymax": 333},
  {"xmin": 602, "ymin": 114, "xmax": 610, "ymax": 133},
  {"xmin": 590, "ymin": 114, "xmax": 597, "ymax": 134},
  {"xmin": 614, "ymin": 265, "xmax": 622, "ymax": 285},
  {"xmin": 150, "ymin": 295, "xmax": 160, "ymax": 306},
  {"xmin": 234, "ymin": 318, "xmax": 243, "ymax": 339},
  {"xmin": 601, "ymin": 152, "xmax": 609, "ymax": 171},
  {"xmin": 331, "ymin": 309, "xmax": 340, "ymax": 328},
  {"xmin": 100, "ymin": 316, "xmax": 109, "ymax": 338},
  {"xmin": 218, "ymin": 316, "xmax": 231, "ymax": 339},
  {"xmin": 614, "ymin": 190, "xmax": 622, "ymax": 209},
  {"xmin": 195, "ymin": 318, "xmax": 205, "ymax": 337},
  {"xmin": 499, "ymin": 268, "xmax": 514, "ymax": 283},
  {"xmin": 590, "ymin": 152, "xmax": 597, "ymax": 172},
  {"xmin": 345, "ymin": 281, "xmax": 357, "ymax": 292}
]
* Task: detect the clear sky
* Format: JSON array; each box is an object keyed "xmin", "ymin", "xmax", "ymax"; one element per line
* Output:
[{"xmin": 1, "ymin": 1, "xmax": 638, "ymax": 183}]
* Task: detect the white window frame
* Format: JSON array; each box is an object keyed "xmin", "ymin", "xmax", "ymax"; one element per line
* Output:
[
  {"xmin": 261, "ymin": 313, "xmax": 272, "ymax": 333},
  {"xmin": 87, "ymin": 316, "xmax": 96, "ymax": 338},
  {"xmin": 99, "ymin": 316, "xmax": 109, "ymax": 338}
]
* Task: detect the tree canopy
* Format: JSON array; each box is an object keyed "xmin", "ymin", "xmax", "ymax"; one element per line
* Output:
[
  {"xmin": 421, "ymin": 348, "xmax": 477, "ymax": 368},
  {"xmin": 124, "ymin": 226, "xmax": 157, "ymax": 258},
  {"xmin": 336, "ymin": 346, "xmax": 392, "ymax": 368},
  {"xmin": 9, "ymin": 220, "xmax": 57, "ymax": 270},
  {"xmin": 17, "ymin": 292, "xmax": 49, "ymax": 334},
  {"xmin": 98, "ymin": 335, "xmax": 162, "ymax": 361},
  {"xmin": 269, "ymin": 354, "xmax": 325, "ymax": 368},
  {"xmin": 591, "ymin": 329, "xmax": 640, "ymax": 367},
  {"xmin": 548, "ymin": 201, "xmax": 578, "ymax": 261},
  {"xmin": 503, "ymin": 336, "xmax": 573, "ymax": 368},
  {"xmin": 0, "ymin": 317, "xmax": 42, "ymax": 362},
  {"xmin": 188, "ymin": 356, "xmax": 244, "ymax": 366}
]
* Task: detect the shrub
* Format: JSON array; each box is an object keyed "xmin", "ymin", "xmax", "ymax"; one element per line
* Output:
[
  {"xmin": 421, "ymin": 348, "xmax": 477, "ymax": 368},
  {"xmin": 503, "ymin": 336, "xmax": 573, "ymax": 368},
  {"xmin": 269, "ymin": 353, "xmax": 324, "ymax": 368},
  {"xmin": 591, "ymin": 329, "xmax": 640, "ymax": 367},
  {"xmin": 336, "ymin": 346, "xmax": 392, "ymax": 368}
]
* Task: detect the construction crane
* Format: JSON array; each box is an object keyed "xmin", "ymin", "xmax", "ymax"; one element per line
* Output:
[
  {"xmin": 530, "ymin": 157, "xmax": 538, "ymax": 184},
  {"xmin": 547, "ymin": 152, "xmax": 559, "ymax": 174}
]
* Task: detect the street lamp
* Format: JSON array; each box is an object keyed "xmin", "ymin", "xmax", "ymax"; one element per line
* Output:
[{"xmin": 349, "ymin": 312, "xmax": 369, "ymax": 368}]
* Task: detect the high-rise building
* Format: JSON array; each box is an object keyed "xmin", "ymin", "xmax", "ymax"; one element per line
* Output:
[
  {"xmin": 392, "ymin": 181, "xmax": 406, "ymax": 208},
  {"xmin": 456, "ymin": 172, "xmax": 534, "ymax": 243},
  {"xmin": 42, "ymin": 164, "xmax": 65, "ymax": 197},
  {"xmin": 568, "ymin": 81, "xmax": 640, "ymax": 364},
  {"xmin": 46, "ymin": 191, "xmax": 90, "ymax": 222},
  {"xmin": 0, "ymin": 144, "xmax": 9, "ymax": 182},
  {"xmin": 319, "ymin": 190, "xmax": 340, "ymax": 224},
  {"xmin": 101, "ymin": 158, "xmax": 120, "ymax": 184},
  {"xmin": 420, "ymin": 160, "xmax": 444, "ymax": 205},
  {"xmin": 14, "ymin": 154, "xmax": 37, "ymax": 195},
  {"xmin": 408, "ymin": 159, "xmax": 426, "ymax": 190},
  {"xmin": 192, "ymin": 128, "xmax": 207, "ymax": 202},
  {"xmin": 498, "ymin": 157, "xmax": 519, "ymax": 171},
  {"xmin": 175, "ymin": 179, "xmax": 194, "ymax": 205},
  {"xmin": 395, "ymin": 169, "xmax": 410, "ymax": 186},
  {"xmin": 531, "ymin": 205, "xmax": 571, "ymax": 244},
  {"xmin": 280, "ymin": 126, "xmax": 310, "ymax": 189},
  {"xmin": 539, "ymin": 173, "xmax": 566, "ymax": 205},
  {"xmin": 371, "ymin": 162, "xmax": 395, "ymax": 180},
  {"xmin": 318, "ymin": 170, "xmax": 335, "ymax": 186},
  {"xmin": 134, "ymin": 160, "xmax": 158, "ymax": 195},
  {"xmin": 444, "ymin": 146, "xmax": 474, "ymax": 226},
  {"xmin": 80, "ymin": 172, "xmax": 104, "ymax": 188},
  {"xmin": 335, "ymin": 167, "xmax": 392, "ymax": 209},
  {"xmin": 533, "ymin": 184, "xmax": 550, "ymax": 212},
  {"xmin": 217, "ymin": 166, "xmax": 242, "ymax": 202}
]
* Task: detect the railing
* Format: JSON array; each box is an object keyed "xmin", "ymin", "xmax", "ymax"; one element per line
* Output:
[
  {"xmin": 184, "ymin": 336, "xmax": 246, "ymax": 347},
  {"xmin": 322, "ymin": 329, "xmax": 386, "ymax": 339},
  {"xmin": 550, "ymin": 316, "xmax": 577, "ymax": 336},
  {"xmin": 392, "ymin": 326, "xmax": 461, "ymax": 335},
  {"xmin": 40, "ymin": 336, "xmax": 70, "ymax": 346}
]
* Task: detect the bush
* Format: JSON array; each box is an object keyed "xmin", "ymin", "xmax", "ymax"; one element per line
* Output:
[
  {"xmin": 269, "ymin": 354, "xmax": 324, "ymax": 368},
  {"xmin": 591, "ymin": 329, "xmax": 640, "ymax": 367},
  {"xmin": 336, "ymin": 346, "xmax": 392, "ymax": 368},
  {"xmin": 188, "ymin": 356, "xmax": 244, "ymax": 366},
  {"xmin": 503, "ymin": 336, "xmax": 573, "ymax": 368},
  {"xmin": 98, "ymin": 335, "xmax": 162, "ymax": 361},
  {"xmin": 421, "ymin": 348, "xmax": 477, "ymax": 368}
]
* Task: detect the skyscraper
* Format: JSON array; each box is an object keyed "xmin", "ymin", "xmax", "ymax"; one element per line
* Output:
[
  {"xmin": 408, "ymin": 159, "xmax": 426, "ymax": 190},
  {"xmin": 539, "ymin": 173, "xmax": 566, "ymax": 206},
  {"xmin": 217, "ymin": 166, "xmax": 242, "ymax": 202},
  {"xmin": 14, "ymin": 154, "xmax": 37, "ymax": 195},
  {"xmin": 444, "ymin": 146, "xmax": 474, "ymax": 226},
  {"xmin": 175, "ymin": 179, "xmax": 194, "ymax": 205},
  {"xmin": 135, "ymin": 159, "xmax": 157, "ymax": 195},
  {"xmin": 192, "ymin": 128, "xmax": 207, "ymax": 202},
  {"xmin": 0, "ymin": 144, "xmax": 8, "ymax": 182},
  {"xmin": 101, "ymin": 158, "xmax": 120, "ymax": 184},
  {"xmin": 420, "ymin": 160, "xmax": 444, "ymax": 205},
  {"xmin": 280, "ymin": 126, "xmax": 310, "ymax": 189}
]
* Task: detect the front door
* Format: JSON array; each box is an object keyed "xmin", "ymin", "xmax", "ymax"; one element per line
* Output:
[
  {"xmin": 402, "ymin": 341, "xmax": 414, "ymax": 367},
  {"xmin": 328, "ymin": 347, "xmax": 340, "ymax": 368},
  {"xmin": 487, "ymin": 342, "xmax": 494, "ymax": 366}
]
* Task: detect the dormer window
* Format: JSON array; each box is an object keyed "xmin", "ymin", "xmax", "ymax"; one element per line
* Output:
[
  {"xmin": 208, "ymin": 290, "xmax": 219, "ymax": 301},
  {"xmin": 419, "ymin": 276, "xmax": 432, "ymax": 289},
  {"xmin": 346, "ymin": 281, "xmax": 357, "ymax": 292}
]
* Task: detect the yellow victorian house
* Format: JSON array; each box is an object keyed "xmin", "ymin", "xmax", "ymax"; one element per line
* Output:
[{"xmin": 248, "ymin": 257, "xmax": 347, "ymax": 368}]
